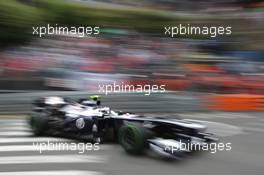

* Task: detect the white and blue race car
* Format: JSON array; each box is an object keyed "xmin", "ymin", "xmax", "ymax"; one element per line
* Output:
[{"xmin": 30, "ymin": 96, "xmax": 218, "ymax": 158}]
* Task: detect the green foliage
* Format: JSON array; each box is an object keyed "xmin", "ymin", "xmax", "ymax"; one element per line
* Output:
[
  {"xmin": 0, "ymin": 0, "xmax": 258, "ymax": 47},
  {"xmin": 0, "ymin": 0, "xmax": 43, "ymax": 44},
  {"xmin": 0, "ymin": 0, "xmax": 177, "ymax": 45}
]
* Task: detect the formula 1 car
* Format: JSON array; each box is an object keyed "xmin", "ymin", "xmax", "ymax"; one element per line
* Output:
[{"xmin": 29, "ymin": 96, "xmax": 218, "ymax": 158}]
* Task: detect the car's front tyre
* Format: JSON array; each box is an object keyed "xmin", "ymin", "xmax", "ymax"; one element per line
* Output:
[{"xmin": 118, "ymin": 123, "xmax": 149, "ymax": 155}]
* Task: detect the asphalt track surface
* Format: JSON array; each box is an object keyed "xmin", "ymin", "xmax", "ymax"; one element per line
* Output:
[{"xmin": 0, "ymin": 112, "xmax": 263, "ymax": 175}]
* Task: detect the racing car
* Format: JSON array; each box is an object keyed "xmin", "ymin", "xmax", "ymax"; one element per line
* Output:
[{"xmin": 29, "ymin": 95, "xmax": 218, "ymax": 158}]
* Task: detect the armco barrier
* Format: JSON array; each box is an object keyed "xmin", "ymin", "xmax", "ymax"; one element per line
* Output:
[
  {"xmin": 0, "ymin": 91, "xmax": 204, "ymax": 114},
  {"xmin": 0, "ymin": 78, "xmax": 46, "ymax": 90},
  {"xmin": 0, "ymin": 91, "xmax": 263, "ymax": 114}
]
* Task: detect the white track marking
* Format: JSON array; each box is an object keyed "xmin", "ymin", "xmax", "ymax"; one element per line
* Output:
[
  {"xmin": 0, "ymin": 127, "xmax": 31, "ymax": 132},
  {"xmin": 0, "ymin": 137, "xmax": 71, "ymax": 144},
  {"xmin": 0, "ymin": 171, "xmax": 103, "ymax": 175},
  {"xmin": 0, "ymin": 145, "xmax": 60, "ymax": 152},
  {"xmin": 184, "ymin": 119, "xmax": 243, "ymax": 137},
  {"xmin": 0, "ymin": 144, "xmax": 111, "ymax": 152},
  {"xmin": 0, "ymin": 125, "xmax": 29, "ymax": 128},
  {"xmin": 0, "ymin": 120, "xmax": 27, "ymax": 127},
  {"xmin": 0, "ymin": 122, "xmax": 28, "ymax": 127},
  {"xmin": 0, "ymin": 120, "xmax": 26, "ymax": 123},
  {"xmin": 0, "ymin": 131, "xmax": 32, "ymax": 137},
  {"xmin": 0, "ymin": 155, "xmax": 106, "ymax": 164}
]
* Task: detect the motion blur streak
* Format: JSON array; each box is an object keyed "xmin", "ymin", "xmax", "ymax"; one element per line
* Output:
[{"xmin": 0, "ymin": 0, "xmax": 264, "ymax": 175}]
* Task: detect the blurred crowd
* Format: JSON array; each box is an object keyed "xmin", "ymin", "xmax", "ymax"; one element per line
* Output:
[{"xmin": 1, "ymin": 31, "xmax": 264, "ymax": 93}]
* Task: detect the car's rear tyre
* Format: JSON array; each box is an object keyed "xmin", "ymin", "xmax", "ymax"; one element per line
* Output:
[
  {"xmin": 30, "ymin": 113, "xmax": 48, "ymax": 136},
  {"xmin": 118, "ymin": 123, "xmax": 149, "ymax": 154}
]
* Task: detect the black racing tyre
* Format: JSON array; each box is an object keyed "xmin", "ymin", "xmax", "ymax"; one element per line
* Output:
[
  {"xmin": 118, "ymin": 123, "xmax": 151, "ymax": 154},
  {"xmin": 30, "ymin": 113, "xmax": 48, "ymax": 136}
]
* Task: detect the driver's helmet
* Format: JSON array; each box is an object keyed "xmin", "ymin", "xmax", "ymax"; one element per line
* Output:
[
  {"xmin": 80, "ymin": 95, "xmax": 101, "ymax": 106},
  {"xmin": 89, "ymin": 95, "xmax": 101, "ymax": 102}
]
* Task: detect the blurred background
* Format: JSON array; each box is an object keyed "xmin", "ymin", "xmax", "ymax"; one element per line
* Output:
[
  {"xmin": 0, "ymin": 0, "xmax": 263, "ymax": 94},
  {"xmin": 0, "ymin": 1, "xmax": 264, "ymax": 175}
]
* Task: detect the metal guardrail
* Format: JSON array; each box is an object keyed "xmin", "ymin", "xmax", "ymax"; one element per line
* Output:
[{"xmin": 0, "ymin": 91, "xmax": 205, "ymax": 114}]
